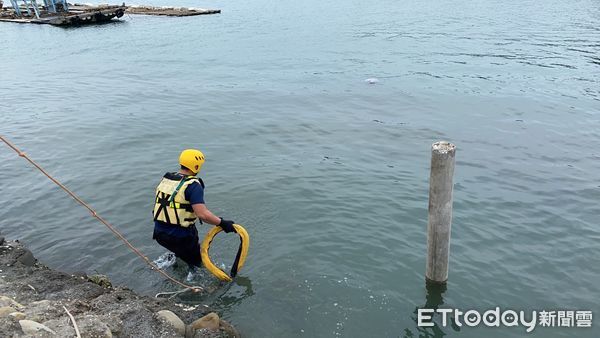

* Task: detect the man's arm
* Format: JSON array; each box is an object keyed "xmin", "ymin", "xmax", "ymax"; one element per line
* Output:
[
  {"xmin": 187, "ymin": 182, "xmax": 236, "ymax": 233},
  {"xmin": 192, "ymin": 203, "xmax": 222, "ymax": 225}
]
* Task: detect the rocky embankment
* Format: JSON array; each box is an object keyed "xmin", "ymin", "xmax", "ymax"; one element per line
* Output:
[{"xmin": 0, "ymin": 235, "xmax": 239, "ymax": 337}]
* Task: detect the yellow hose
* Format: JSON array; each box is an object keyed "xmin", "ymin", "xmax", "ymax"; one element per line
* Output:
[{"xmin": 201, "ymin": 224, "xmax": 249, "ymax": 282}]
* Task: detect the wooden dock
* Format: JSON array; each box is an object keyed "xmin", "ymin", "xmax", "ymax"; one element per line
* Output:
[
  {"xmin": 0, "ymin": 2, "xmax": 220, "ymax": 25},
  {"xmin": 124, "ymin": 5, "xmax": 220, "ymax": 16},
  {"xmin": 0, "ymin": 4, "xmax": 126, "ymax": 25}
]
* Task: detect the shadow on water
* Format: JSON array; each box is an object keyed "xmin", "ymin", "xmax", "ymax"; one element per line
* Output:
[
  {"xmin": 208, "ymin": 276, "xmax": 255, "ymax": 311},
  {"xmin": 59, "ymin": 19, "xmax": 127, "ymax": 30},
  {"xmin": 174, "ymin": 275, "xmax": 255, "ymax": 312},
  {"xmin": 215, "ymin": 277, "xmax": 254, "ymax": 308},
  {"xmin": 403, "ymin": 282, "xmax": 460, "ymax": 338}
]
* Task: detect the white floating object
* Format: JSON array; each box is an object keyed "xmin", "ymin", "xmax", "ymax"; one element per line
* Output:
[{"xmin": 365, "ymin": 78, "xmax": 379, "ymax": 84}]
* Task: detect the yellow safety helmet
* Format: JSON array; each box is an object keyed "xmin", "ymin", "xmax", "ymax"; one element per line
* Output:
[{"xmin": 179, "ymin": 149, "xmax": 205, "ymax": 174}]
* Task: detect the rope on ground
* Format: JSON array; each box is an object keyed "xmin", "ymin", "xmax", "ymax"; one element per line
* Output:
[
  {"xmin": 155, "ymin": 288, "xmax": 192, "ymax": 299},
  {"xmin": 0, "ymin": 135, "xmax": 203, "ymax": 294}
]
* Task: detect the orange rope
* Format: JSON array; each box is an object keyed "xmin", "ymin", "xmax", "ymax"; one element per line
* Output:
[{"xmin": 0, "ymin": 135, "xmax": 203, "ymax": 293}]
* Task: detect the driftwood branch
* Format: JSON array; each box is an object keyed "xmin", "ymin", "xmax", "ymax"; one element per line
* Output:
[{"xmin": 63, "ymin": 306, "xmax": 81, "ymax": 338}]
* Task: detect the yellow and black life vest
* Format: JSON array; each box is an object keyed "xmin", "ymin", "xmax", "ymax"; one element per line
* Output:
[{"xmin": 153, "ymin": 172, "xmax": 204, "ymax": 228}]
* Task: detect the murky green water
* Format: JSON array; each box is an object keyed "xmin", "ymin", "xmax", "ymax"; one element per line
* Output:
[{"xmin": 1, "ymin": 0, "xmax": 599, "ymax": 336}]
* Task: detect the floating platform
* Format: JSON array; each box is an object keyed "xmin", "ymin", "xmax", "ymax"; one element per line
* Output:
[
  {"xmin": 125, "ymin": 5, "xmax": 220, "ymax": 16},
  {"xmin": 0, "ymin": 4, "xmax": 126, "ymax": 25},
  {"xmin": 0, "ymin": 2, "xmax": 220, "ymax": 25}
]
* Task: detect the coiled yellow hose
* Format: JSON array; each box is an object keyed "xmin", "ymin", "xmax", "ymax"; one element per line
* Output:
[{"xmin": 201, "ymin": 224, "xmax": 249, "ymax": 282}]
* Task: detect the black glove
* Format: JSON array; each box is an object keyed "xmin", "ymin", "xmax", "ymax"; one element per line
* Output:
[{"xmin": 218, "ymin": 218, "xmax": 236, "ymax": 233}]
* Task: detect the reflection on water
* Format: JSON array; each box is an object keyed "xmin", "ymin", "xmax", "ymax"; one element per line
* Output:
[
  {"xmin": 212, "ymin": 277, "xmax": 255, "ymax": 311},
  {"xmin": 175, "ymin": 276, "xmax": 255, "ymax": 313},
  {"xmin": 403, "ymin": 283, "xmax": 451, "ymax": 338}
]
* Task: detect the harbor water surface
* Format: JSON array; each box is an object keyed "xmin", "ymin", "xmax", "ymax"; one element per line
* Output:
[{"xmin": 1, "ymin": 0, "xmax": 599, "ymax": 337}]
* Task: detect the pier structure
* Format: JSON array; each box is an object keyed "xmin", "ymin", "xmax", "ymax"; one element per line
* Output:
[
  {"xmin": 0, "ymin": 2, "xmax": 220, "ymax": 25},
  {"xmin": 8, "ymin": 0, "xmax": 68, "ymax": 18}
]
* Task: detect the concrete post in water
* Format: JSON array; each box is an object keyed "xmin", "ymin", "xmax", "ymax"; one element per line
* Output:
[{"xmin": 426, "ymin": 141, "xmax": 456, "ymax": 284}]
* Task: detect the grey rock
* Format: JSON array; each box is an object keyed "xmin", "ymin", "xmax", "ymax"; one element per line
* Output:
[
  {"xmin": 19, "ymin": 319, "xmax": 56, "ymax": 335},
  {"xmin": 0, "ymin": 296, "xmax": 24, "ymax": 310},
  {"xmin": 220, "ymin": 319, "xmax": 241, "ymax": 338},
  {"xmin": 76, "ymin": 315, "xmax": 113, "ymax": 338},
  {"xmin": 156, "ymin": 310, "xmax": 185, "ymax": 336},
  {"xmin": 9, "ymin": 312, "xmax": 26, "ymax": 320},
  {"xmin": 97, "ymin": 314, "xmax": 123, "ymax": 336},
  {"xmin": 46, "ymin": 315, "xmax": 113, "ymax": 338},
  {"xmin": 191, "ymin": 312, "xmax": 219, "ymax": 331},
  {"xmin": 17, "ymin": 249, "xmax": 36, "ymax": 266},
  {"xmin": 30, "ymin": 300, "xmax": 51, "ymax": 308},
  {"xmin": 41, "ymin": 317, "xmax": 77, "ymax": 337},
  {"xmin": 193, "ymin": 328, "xmax": 222, "ymax": 338},
  {"xmin": 0, "ymin": 316, "xmax": 20, "ymax": 333},
  {"xmin": 0, "ymin": 236, "xmax": 5, "ymax": 245},
  {"xmin": 25, "ymin": 299, "xmax": 59, "ymax": 322},
  {"xmin": 0, "ymin": 306, "xmax": 16, "ymax": 317}
]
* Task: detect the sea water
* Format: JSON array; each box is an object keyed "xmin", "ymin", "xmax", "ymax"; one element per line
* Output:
[{"xmin": 1, "ymin": 0, "xmax": 599, "ymax": 336}]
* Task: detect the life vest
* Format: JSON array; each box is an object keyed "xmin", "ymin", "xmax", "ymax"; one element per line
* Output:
[{"xmin": 153, "ymin": 172, "xmax": 204, "ymax": 228}]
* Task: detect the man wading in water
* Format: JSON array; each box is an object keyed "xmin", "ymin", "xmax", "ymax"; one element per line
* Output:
[{"xmin": 152, "ymin": 149, "xmax": 236, "ymax": 279}]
